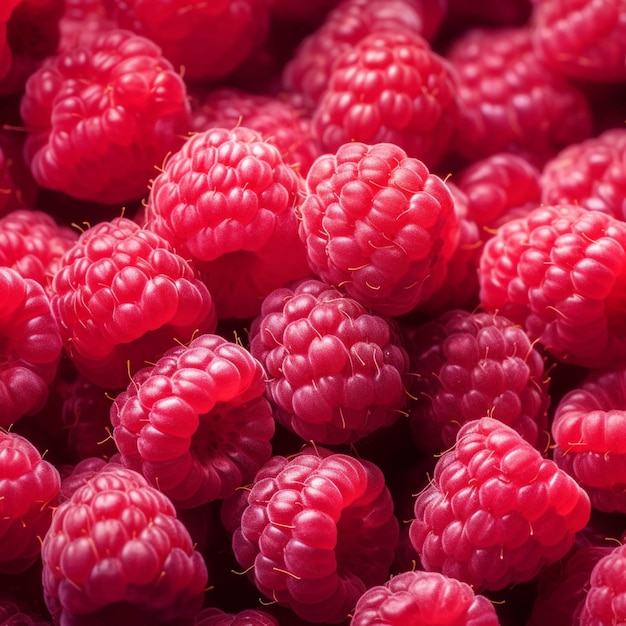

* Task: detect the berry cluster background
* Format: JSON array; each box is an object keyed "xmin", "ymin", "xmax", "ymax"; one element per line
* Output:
[{"xmin": 1, "ymin": 0, "xmax": 626, "ymax": 624}]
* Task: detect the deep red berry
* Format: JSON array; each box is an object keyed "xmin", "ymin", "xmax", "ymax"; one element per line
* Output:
[
  {"xmin": 194, "ymin": 607, "xmax": 278, "ymax": 626},
  {"xmin": 409, "ymin": 417, "xmax": 591, "ymax": 590}
]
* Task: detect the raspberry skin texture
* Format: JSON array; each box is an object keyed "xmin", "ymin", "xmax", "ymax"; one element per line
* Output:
[
  {"xmin": 0, "ymin": 430, "xmax": 60, "ymax": 575},
  {"xmin": 50, "ymin": 217, "xmax": 217, "ymax": 390},
  {"xmin": 0, "ymin": 266, "xmax": 63, "ymax": 427},
  {"xmin": 111, "ymin": 333, "xmax": 275, "ymax": 509},
  {"xmin": 312, "ymin": 30, "xmax": 458, "ymax": 167},
  {"xmin": 145, "ymin": 126, "xmax": 311, "ymax": 320},
  {"xmin": 541, "ymin": 128, "xmax": 626, "ymax": 221},
  {"xmin": 350, "ymin": 570, "xmax": 500, "ymax": 626},
  {"xmin": 447, "ymin": 26, "xmax": 593, "ymax": 167},
  {"xmin": 532, "ymin": 0, "xmax": 626, "ymax": 83},
  {"xmin": 409, "ymin": 417, "xmax": 591, "ymax": 591},
  {"xmin": 194, "ymin": 607, "xmax": 278, "ymax": 626},
  {"xmin": 299, "ymin": 141, "xmax": 458, "ymax": 316},
  {"xmin": 20, "ymin": 28, "xmax": 191, "ymax": 204},
  {"xmin": 551, "ymin": 364, "xmax": 626, "ymax": 513},
  {"xmin": 41, "ymin": 463, "xmax": 208, "ymax": 626},
  {"xmin": 249, "ymin": 278, "xmax": 410, "ymax": 445},
  {"xmin": 222, "ymin": 448, "xmax": 399, "ymax": 624},
  {"xmin": 405, "ymin": 309, "xmax": 550, "ymax": 453},
  {"xmin": 281, "ymin": 0, "xmax": 447, "ymax": 111},
  {"xmin": 478, "ymin": 203, "xmax": 626, "ymax": 369}
]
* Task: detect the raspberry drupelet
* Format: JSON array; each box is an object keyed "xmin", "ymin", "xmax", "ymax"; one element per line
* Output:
[
  {"xmin": 111, "ymin": 333, "xmax": 275, "ymax": 509},
  {"xmin": 298, "ymin": 141, "xmax": 458, "ymax": 317},
  {"xmin": 20, "ymin": 28, "xmax": 191, "ymax": 204},
  {"xmin": 222, "ymin": 447, "xmax": 399, "ymax": 624},
  {"xmin": 50, "ymin": 217, "xmax": 217, "ymax": 390},
  {"xmin": 409, "ymin": 417, "xmax": 591, "ymax": 591},
  {"xmin": 249, "ymin": 278, "xmax": 410, "ymax": 445}
]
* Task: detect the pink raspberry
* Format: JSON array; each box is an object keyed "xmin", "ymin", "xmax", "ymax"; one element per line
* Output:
[
  {"xmin": 50, "ymin": 217, "xmax": 217, "ymax": 390},
  {"xmin": 479, "ymin": 203, "xmax": 626, "ymax": 369},
  {"xmin": 0, "ymin": 430, "xmax": 60, "ymax": 574},
  {"xmin": 298, "ymin": 141, "xmax": 458, "ymax": 316},
  {"xmin": 194, "ymin": 607, "xmax": 278, "ymax": 626},
  {"xmin": 102, "ymin": 0, "xmax": 272, "ymax": 82},
  {"xmin": 541, "ymin": 128, "xmax": 626, "ymax": 221},
  {"xmin": 350, "ymin": 570, "xmax": 499, "ymax": 626},
  {"xmin": 58, "ymin": 0, "xmax": 115, "ymax": 50},
  {"xmin": 552, "ymin": 364, "xmax": 626, "ymax": 513},
  {"xmin": 409, "ymin": 417, "xmax": 591, "ymax": 590},
  {"xmin": 0, "ymin": 266, "xmax": 62, "ymax": 427},
  {"xmin": 282, "ymin": 0, "xmax": 447, "ymax": 111},
  {"xmin": 190, "ymin": 87, "xmax": 321, "ymax": 176},
  {"xmin": 222, "ymin": 448, "xmax": 399, "ymax": 623},
  {"xmin": 447, "ymin": 26, "xmax": 593, "ymax": 167},
  {"xmin": 312, "ymin": 30, "xmax": 458, "ymax": 167},
  {"xmin": 20, "ymin": 28, "xmax": 191, "ymax": 204},
  {"xmin": 145, "ymin": 126, "xmax": 310, "ymax": 320},
  {"xmin": 532, "ymin": 0, "xmax": 626, "ymax": 83},
  {"xmin": 405, "ymin": 309, "xmax": 550, "ymax": 453},
  {"xmin": 579, "ymin": 542, "xmax": 626, "ymax": 625},
  {"xmin": 111, "ymin": 333, "xmax": 275, "ymax": 509},
  {"xmin": 41, "ymin": 462, "xmax": 208, "ymax": 625},
  {"xmin": 249, "ymin": 278, "xmax": 410, "ymax": 445}
]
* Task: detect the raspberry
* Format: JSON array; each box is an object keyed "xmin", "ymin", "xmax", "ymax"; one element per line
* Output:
[
  {"xmin": 409, "ymin": 417, "xmax": 591, "ymax": 590},
  {"xmin": 111, "ymin": 333, "xmax": 275, "ymax": 508},
  {"xmin": 282, "ymin": 0, "xmax": 447, "ymax": 111},
  {"xmin": 579, "ymin": 542, "xmax": 626, "ymax": 625},
  {"xmin": 194, "ymin": 607, "xmax": 278, "ymax": 626},
  {"xmin": 478, "ymin": 203, "xmax": 626, "ymax": 369},
  {"xmin": 102, "ymin": 0, "xmax": 272, "ymax": 82},
  {"xmin": 552, "ymin": 364, "xmax": 626, "ymax": 513},
  {"xmin": 0, "ymin": 209, "xmax": 77, "ymax": 292},
  {"xmin": 0, "ymin": 430, "xmax": 60, "ymax": 574},
  {"xmin": 532, "ymin": 0, "xmax": 626, "ymax": 83},
  {"xmin": 541, "ymin": 128, "xmax": 626, "ymax": 221},
  {"xmin": 190, "ymin": 87, "xmax": 321, "ymax": 176},
  {"xmin": 312, "ymin": 30, "xmax": 458, "ymax": 167},
  {"xmin": 405, "ymin": 309, "xmax": 550, "ymax": 453},
  {"xmin": 145, "ymin": 126, "xmax": 310, "ymax": 320},
  {"xmin": 222, "ymin": 448, "xmax": 399, "ymax": 623},
  {"xmin": 50, "ymin": 217, "xmax": 217, "ymax": 390},
  {"xmin": 350, "ymin": 570, "xmax": 500, "ymax": 626},
  {"xmin": 41, "ymin": 462, "xmax": 208, "ymax": 625},
  {"xmin": 249, "ymin": 278, "xmax": 410, "ymax": 445},
  {"xmin": 20, "ymin": 28, "xmax": 191, "ymax": 204},
  {"xmin": 0, "ymin": 266, "xmax": 62, "ymax": 427},
  {"xmin": 298, "ymin": 141, "xmax": 458, "ymax": 316},
  {"xmin": 447, "ymin": 26, "xmax": 593, "ymax": 167}
]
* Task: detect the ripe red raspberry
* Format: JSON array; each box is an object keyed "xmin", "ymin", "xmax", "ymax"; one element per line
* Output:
[
  {"xmin": 532, "ymin": 0, "xmax": 626, "ymax": 83},
  {"xmin": 222, "ymin": 448, "xmax": 399, "ymax": 624},
  {"xmin": 0, "ymin": 209, "xmax": 77, "ymax": 292},
  {"xmin": 0, "ymin": 266, "xmax": 62, "ymax": 427},
  {"xmin": 249, "ymin": 278, "xmax": 410, "ymax": 445},
  {"xmin": 145, "ymin": 126, "xmax": 310, "ymax": 320},
  {"xmin": 447, "ymin": 26, "xmax": 593, "ymax": 167},
  {"xmin": 312, "ymin": 30, "xmax": 458, "ymax": 167},
  {"xmin": 579, "ymin": 542, "xmax": 626, "ymax": 625},
  {"xmin": 298, "ymin": 141, "xmax": 458, "ymax": 316},
  {"xmin": 59, "ymin": 0, "xmax": 115, "ymax": 50},
  {"xmin": 194, "ymin": 607, "xmax": 278, "ymax": 626},
  {"xmin": 102, "ymin": 0, "xmax": 272, "ymax": 82},
  {"xmin": 20, "ymin": 28, "xmax": 191, "ymax": 204},
  {"xmin": 405, "ymin": 309, "xmax": 550, "ymax": 453},
  {"xmin": 541, "ymin": 128, "xmax": 626, "ymax": 221},
  {"xmin": 479, "ymin": 203, "xmax": 626, "ymax": 369},
  {"xmin": 190, "ymin": 87, "xmax": 321, "ymax": 176},
  {"xmin": 111, "ymin": 333, "xmax": 275, "ymax": 509},
  {"xmin": 552, "ymin": 364, "xmax": 626, "ymax": 513},
  {"xmin": 409, "ymin": 417, "xmax": 591, "ymax": 590},
  {"xmin": 41, "ymin": 462, "xmax": 208, "ymax": 625},
  {"xmin": 350, "ymin": 570, "xmax": 500, "ymax": 626},
  {"xmin": 282, "ymin": 0, "xmax": 447, "ymax": 111},
  {"xmin": 50, "ymin": 217, "xmax": 217, "ymax": 390},
  {"xmin": 0, "ymin": 430, "xmax": 60, "ymax": 574}
]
